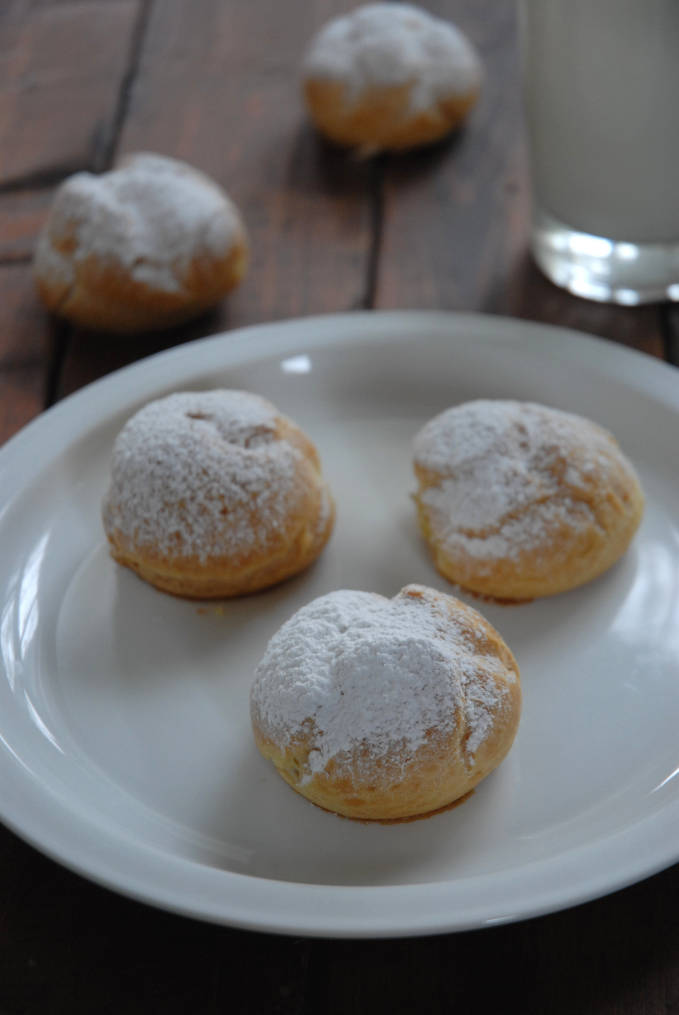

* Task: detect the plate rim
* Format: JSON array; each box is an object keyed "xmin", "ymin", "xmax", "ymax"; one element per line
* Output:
[
  {"xmin": 2, "ymin": 309, "xmax": 678, "ymax": 471},
  {"xmin": 1, "ymin": 309, "xmax": 678, "ymax": 938}
]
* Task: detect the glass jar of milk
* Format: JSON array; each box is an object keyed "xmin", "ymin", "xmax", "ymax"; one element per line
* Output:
[{"xmin": 519, "ymin": 0, "xmax": 679, "ymax": 304}]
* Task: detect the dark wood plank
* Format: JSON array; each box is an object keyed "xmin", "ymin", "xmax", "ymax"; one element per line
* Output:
[
  {"xmin": 0, "ymin": 0, "xmax": 142, "ymax": 188},
  {"xmin": 0, "ymin": 263, "xmax": 54, "ymax": 439},
  {"xmin": 0, "ymin": 825, "xmax": 311, "ymax": 1015},
  {"xmin": 2, "ymin": 805, "xmax": 679, "ymax": 1015},
  {"xmin": 0, "ymin": 187, "xmax": 52, "ymax": 261},
  {"xmin": 374, "ymin": 0, "xmax": 519, "ymax": 308},
  {"xmin": 304, "ymin": 864, "xmax": 679, "ymax": 1015},
  {"xmin": 56, "ymin": 0, "xmax": 374, "ymax": 396},
  {"xmin": 130, "ymin": 0, "xmax": 369, "ymax": 302},
  {"xmin": 496, "ymin": 252, "xmax": 665, "ymax": 356},
  {"xmin": 664, "ymin": 304, "xmax": 679, "ymax": 366},
  {"xmin": 374, "ymin": 0, "xmax": 664, "ymax": 358}
]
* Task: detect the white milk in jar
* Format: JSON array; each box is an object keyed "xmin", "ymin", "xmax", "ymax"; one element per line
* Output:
[{"xmin": 519, "ymin": 0, "xmax": 679, "ymax": 303}]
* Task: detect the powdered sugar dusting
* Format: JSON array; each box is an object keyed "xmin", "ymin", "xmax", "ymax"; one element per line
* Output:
[
  {"xmin": 414, "ymin": 400, "xmax": 622, "ymax": 562},
  {"xmin": 102, "ymin": 390, "xmax": 305, "ymax": 563},
  {"xmin": 39, "ymin": 153, "xmax": 244, "ymax": 295},
  {"xmin": 303, "ymin": 3, "xmax": 482, "ymax": 112},
  {"xmin": 251, "ymin": 585, "xmax": 514, "ymax": 782}
]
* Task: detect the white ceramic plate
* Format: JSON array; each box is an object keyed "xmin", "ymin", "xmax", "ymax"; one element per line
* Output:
[{"xmin": 1, "ymin": 311, "xmax": 678, "ymax": 938}]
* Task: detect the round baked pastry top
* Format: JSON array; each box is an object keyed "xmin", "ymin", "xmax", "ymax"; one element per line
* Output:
[
  {"xmin": 34, "ymin": 152, "xmax": 248, "ymax": 331},
  {"xmin": 413, "ymin": 399, "xmax": 645, "ymax": 600},
  {"xmin": 102, "ymin": 389, "xmax": 334, "ymax": 598},
  {"xmin": 251, "ymin": 584, "xmax": 521, "ymax": 821},
  {"xmin": 302, "ymin": 3, "xmax": 482, "ymax": 152}
]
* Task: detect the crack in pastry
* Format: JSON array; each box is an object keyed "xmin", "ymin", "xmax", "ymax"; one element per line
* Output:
[
  {"xmin": 413, "ymin": 399, "xmax": 644, "ymax": 600},
  {"xmin": 251, "ymin": 584, "xmax": 521, "ymax": 821}
]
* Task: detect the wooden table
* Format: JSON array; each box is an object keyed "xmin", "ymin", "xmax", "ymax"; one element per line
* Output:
[{"xmin": 1, "ymin": 2, "xmax": 678, "ymax": 1011}]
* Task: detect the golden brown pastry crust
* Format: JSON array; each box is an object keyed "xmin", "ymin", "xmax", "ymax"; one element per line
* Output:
[
  {"xmin": 413, "ymin": 400, "xmax": 645, "ymax": 600},
  {"xmin": 34, "ymin": 153, "xmax": 249, "ymax": 333},
  {"xmin": 102, "ymin": 390, "xmax": 334, "ymax": 598},
  {"xmin": 303, "ymin": 78, "xmax": 480, "ymax": 153},
  {"xmin": 301, "ymin": 4, "xmax": 482, "ymax": 153},
  {"xmin": 251, "ymin": 584, "xmax": 521, "ymax": 821}
]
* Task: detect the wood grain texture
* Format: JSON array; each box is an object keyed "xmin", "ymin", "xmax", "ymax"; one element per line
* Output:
[
  {"xmin": 116, "ymin": 0, "xmax": 372, "ymax": 325},
  {"xmin": 2, "ymin": 814, "xmax": 679, "ymax": 1015},
  {"xmin": 305, "ymin": 864, "xmax": 679, "ymax": 1015},
  {"xmin": 302, "ymin": 864, "xmax": 677, "ymax": 1015},
  {"xmin": 664, "ymin": 304, "xmax": 679, "ymax": 366},
  {"xmin": 375, "ymin": 1, "xmax": 521, "ymax": 310},
  {"xmin": 0, "ymin": 0, "xmax": 141, "ymax": 187},
  {"xmin": 53, "ymin": 0, "xmax": 375, "ymax": 396},
  {"xmin": 0, "ymin": 826, "xmax": 312, "ymax": 1015},
  {"xmin": 0, "ymin": 263, "xmax": 55, "ymax": 438},
  {"xmin": 0, "ymin": 188, "xmax": 53, "ymax": 262}
]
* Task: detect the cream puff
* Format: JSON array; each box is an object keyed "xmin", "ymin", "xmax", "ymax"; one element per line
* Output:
[
  {"xmin": 34, "ymin": 153, "xmax": 248, "ymax": 332},
  {"xmin": 251, "ymin": 584, "xmax": 521, "ymax": 821},
  {"xmin": 102, "ymin": 389, "xmax": 334, "ymax": 597},
  {"xmin": 302, "ymin": 3, "xmax": 482, "ymax": 153},
  {"xmin": 413, "ymin": 399, "xmax": 644, "ymax": 600}
]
